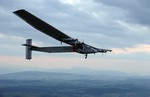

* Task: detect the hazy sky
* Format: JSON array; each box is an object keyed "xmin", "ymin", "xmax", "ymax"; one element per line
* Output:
[{"xmin": 0, "ymin": 0, "xmax": 150, "ymax": 75}]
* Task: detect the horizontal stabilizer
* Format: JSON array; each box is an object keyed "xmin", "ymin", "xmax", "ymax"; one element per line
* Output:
[{"xmin": 22, "ymin": 44, "xmax": 38, "ymax": 49}]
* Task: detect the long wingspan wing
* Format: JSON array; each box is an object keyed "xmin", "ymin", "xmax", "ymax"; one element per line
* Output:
[{"xmin": 13, "ymin": 9, "xmax": 77, "ymax": 45}]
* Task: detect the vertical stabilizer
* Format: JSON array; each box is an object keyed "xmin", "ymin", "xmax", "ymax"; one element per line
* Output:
[{"xmin": 26, "ymin": 39, "xmax": 32, "ymax": 60}]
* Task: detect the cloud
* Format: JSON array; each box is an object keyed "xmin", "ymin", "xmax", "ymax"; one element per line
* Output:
[
  {"xmin": 95, "ymin": 0, "xmax": 150, "ymax": 25},
  {"xmin": 0, "ymin": 32, "xmax": 48, "ymax": 55},
  {"xmin": 0, "ymin": 33, "xmax": 24, "ymax": 55},
  {"xmin": 59, "ymin": 0, "xmax": 81, "ymax": 5},
  {"xmin": 0, "ymin": 0, "xmax": 150, "ymax": 51},
  {"xmin": 113, "ymin": 44, "xmax": 150, "ymax": 54},
  {"xmin": 1, "ymin": 0, "xmax": 149, "ymax": 48}
]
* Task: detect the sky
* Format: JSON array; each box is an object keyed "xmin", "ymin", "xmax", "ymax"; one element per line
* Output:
[{"xmin": 0, "ymin": 0, "xmax": 150, "ymax": 75}]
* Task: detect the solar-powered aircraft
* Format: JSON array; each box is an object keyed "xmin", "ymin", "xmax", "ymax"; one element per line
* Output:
[{"xmin": 13, "ymin": 9, "xmax": 112, "ymax": 59}]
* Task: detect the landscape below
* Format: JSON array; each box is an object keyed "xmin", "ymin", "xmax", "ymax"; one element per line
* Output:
[{"xmin": 0, "ymin": 71, "xmax": 150, "ymax": 97}]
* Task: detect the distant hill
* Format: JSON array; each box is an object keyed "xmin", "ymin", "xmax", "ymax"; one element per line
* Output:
[
  {"xmin": 0, "ymin": 71, "xmax": 89, "ymax": 80},
  {"xmin": 0, "ymin": 70, "xmax": 140, "ymax": 81}
]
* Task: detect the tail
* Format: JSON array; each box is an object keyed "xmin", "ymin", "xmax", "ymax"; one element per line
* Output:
[
  {"xmin": 23, "ymin": 39, "xmax": 32, "ymax": 60},
  {"xmin": 22, "ymin": 39, "xmax": 38, "ymax": 60}
]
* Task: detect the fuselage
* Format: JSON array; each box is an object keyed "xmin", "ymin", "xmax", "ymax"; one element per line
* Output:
[{"xmin": 75, "ymin": 43, "xmax": 98, "ymax": 54}]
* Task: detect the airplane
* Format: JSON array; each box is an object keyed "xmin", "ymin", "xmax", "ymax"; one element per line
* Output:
[{"xmin": 13, "ymin": 9, "xmax": 112, "ymax": 59}]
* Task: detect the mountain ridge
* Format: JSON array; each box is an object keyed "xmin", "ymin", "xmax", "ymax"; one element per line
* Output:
[{"xmin": 0, "ymin": 70, "xmax": 143, "ymax": 81}]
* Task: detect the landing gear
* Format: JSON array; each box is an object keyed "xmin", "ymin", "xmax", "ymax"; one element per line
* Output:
[{"xmin": 85, "ymin": 54, "xmax": 88, "ymax": 59}]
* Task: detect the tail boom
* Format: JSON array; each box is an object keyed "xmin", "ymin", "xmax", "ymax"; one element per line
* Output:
[{"xmin": 23, "ymin": 39, "xmax": 74, "ymax": 60}]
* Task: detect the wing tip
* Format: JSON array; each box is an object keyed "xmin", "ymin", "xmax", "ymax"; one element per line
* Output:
[{"xmin": 13, "ymin": 9, "xmax": 26, "ymax": 14}]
